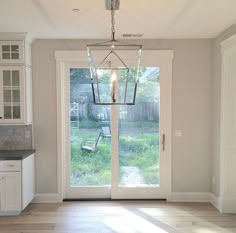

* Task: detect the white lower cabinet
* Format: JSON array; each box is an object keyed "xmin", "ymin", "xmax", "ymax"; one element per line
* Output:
[
  {"xmin": 0, "ymin": 171, "xmax": 21, "ymax": 211},
  {"xmin": 0, "ymin": 154, "xmax": 34, "ymax": 215}
]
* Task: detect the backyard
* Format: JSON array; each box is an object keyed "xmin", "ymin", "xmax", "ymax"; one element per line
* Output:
[
  {"xmin": 70, "ymin": 120, "xmax": 160, "ymax": 186},
  {"xmin": 69, "ymin": 67, "xmax": 160, "ymax": 187}
]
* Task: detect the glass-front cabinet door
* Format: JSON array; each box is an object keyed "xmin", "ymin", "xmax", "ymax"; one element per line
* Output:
[
  {"xmin": 0, "ymin": 66, "xmax": 23, "ymax": 123},
  {"xmin": 0, "ymin": 41, "xmax": 23, "ymax": 64}
]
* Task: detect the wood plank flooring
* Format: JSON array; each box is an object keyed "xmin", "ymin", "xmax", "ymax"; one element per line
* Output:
[{"xmin": 0, "ymin": 201, "xmax": 236, "ymax": 233}]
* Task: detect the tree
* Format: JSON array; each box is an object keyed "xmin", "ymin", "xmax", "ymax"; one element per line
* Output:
[{"xmin": 70, "ymin": 68, "xmax": 92, "ymax": 103}]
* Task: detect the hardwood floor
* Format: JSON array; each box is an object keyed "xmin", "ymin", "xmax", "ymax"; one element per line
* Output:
[{"xmin": 0, "ymin": 201, "xmax": 236, "ymax": 233}]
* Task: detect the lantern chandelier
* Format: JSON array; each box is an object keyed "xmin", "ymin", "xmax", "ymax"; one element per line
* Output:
[{"xmin": 87, "ymin": 0, "xmax": 142, "ymax": 105}]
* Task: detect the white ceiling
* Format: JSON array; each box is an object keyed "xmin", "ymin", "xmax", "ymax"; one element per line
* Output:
[{"xmin": 0, "ymin": 0, "xmax": 236, "ymax": 39}]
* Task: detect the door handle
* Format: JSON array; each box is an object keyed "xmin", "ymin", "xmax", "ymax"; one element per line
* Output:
[{"xmin": 162, "ymin": 134, "xmax": 165, "ymax": 151}]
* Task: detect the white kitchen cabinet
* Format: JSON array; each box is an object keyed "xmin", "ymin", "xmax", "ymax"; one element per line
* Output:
[
  {"xmin": 0, "ymin": 33, "xmax": 32, "ymax": 124},
  {"xmin": 0, "ymin": 154, "xmax": 35, "ymax": 215},
  {"xmin": 22, "ymin": 154, "xmax": 35, "ymax": 210},
  {"xmin": 0, "ymin": 41, "xmax": 24, "ymax": 64},
  {"xmin": 0, "ymin": 66, "xmax": 32, "ymax": 124},
  {"xmin": 0, "ymin": 171, "xmax": 21, "ymax": 212}
]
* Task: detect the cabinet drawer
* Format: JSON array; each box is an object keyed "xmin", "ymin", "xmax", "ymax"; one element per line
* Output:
[{"xmin": 0, "ymin": 161, "xmax": 21, "ymax": 171}]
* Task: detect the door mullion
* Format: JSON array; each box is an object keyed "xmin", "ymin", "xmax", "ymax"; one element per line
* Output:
[{"xmin": 111, "ymin": 104, "xmax": 119, "ymax": 198}]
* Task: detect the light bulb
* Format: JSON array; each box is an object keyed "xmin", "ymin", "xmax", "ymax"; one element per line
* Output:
[
  {"xmin": 97, "ymin": 69, "xmax": 103, "ymax": 79},
  {"xmin": 111, "ymin": 71, "xmax": 117, "ymax": 82},
  {"xmin": 111, "ymin": 71, "xmax": 117, "ymax": 103}
]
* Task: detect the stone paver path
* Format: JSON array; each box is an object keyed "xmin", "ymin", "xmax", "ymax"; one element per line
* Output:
[{"xmin": 120, "ymin": 166, "xmax": 144, "ymax": 185}]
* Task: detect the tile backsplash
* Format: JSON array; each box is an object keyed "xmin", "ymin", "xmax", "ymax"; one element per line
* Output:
[{"xmin": 0, "ymin": 125, "xmax": 32, "ymax": 150}]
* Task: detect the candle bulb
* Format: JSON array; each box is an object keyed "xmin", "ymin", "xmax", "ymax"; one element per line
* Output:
[{"xmin": 111, "ymin": 71, "xmax": 116, "ymax": 103}]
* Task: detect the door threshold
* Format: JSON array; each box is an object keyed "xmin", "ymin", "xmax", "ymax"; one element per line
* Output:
[
  {"xmin": 63, "ymin": 198, "xmax": 111, "ymax": 201},
  {"xmin": 63, "ymin": 198, "xmax": 166, "ymax": 202}
]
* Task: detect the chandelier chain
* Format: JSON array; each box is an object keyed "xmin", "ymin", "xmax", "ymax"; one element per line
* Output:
[{"xmin": 111, "ymin": 0, "xmax": 115, "ymax": 40}]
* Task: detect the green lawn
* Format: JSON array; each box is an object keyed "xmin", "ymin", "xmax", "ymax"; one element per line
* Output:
[{"xmin": 70, "ymin": 121, "xmax": 159, "ymax": 186}]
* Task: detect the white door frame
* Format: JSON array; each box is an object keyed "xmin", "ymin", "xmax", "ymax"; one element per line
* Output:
[{"xmin": 55, "ymin": 50, "xmax": 173, "ymax": 201}]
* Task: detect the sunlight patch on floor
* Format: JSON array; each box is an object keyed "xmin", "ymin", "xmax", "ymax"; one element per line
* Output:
[
  {"xmin": 193, "ymin": 227, "xmax": 232, "ymax": 233},
  {"xmin": 103, "ymin": 208, "xmax": 169, "ymax": 233},
  {"xmin": 139, "ymin": 207, "xmax": 233, "ymax": 233},
  {"xmin": 139, "ymin": 207, "xmax": 191, "ymax": 217}
]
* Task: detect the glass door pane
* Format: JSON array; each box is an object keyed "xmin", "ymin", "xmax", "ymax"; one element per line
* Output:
[
  {"xmin": 4, "ymin": 106, "xmax": 11, "ymax": 119},
  {"xmin": 11, "ymin": 45, "xmax": 19, "ymax": 60},
  {"xmin": 1, "ymin": 44, "xmax": 19, "ymax": 60},
  {"xmin": 69, "ymin": 68, "xmax": 111, "ymax": 187},
  {"xmin": 13, "ymin": 105, "xmax": 20, "ymax": 119},
  {"xmin": 2, "ymin": 69, "xmax": 21, "ymax": 120},
  {"xmin": 12, "ymin": 71, "xmax": 21, "ymax": 119},
  {"xmin": 119, "ymin": 67, "xmax": 160, "ymax": 187},
  {"xmin": 3, "ymin": 70, "xmax": 13, "ymax": 119},
  {"xmin": 3, "ymin": 89, "xmax": 11, "ymax": 102},
  {"xmin": 12, "ymin": 71, "xmax": 20, "ymax": 86},
  {"xmin": 3, "ymin": 71, "xmax": 11, "ymax": 86},
  {"xmin": 2, "ymin": 45, "xmax": 10, "ymax": 60}
]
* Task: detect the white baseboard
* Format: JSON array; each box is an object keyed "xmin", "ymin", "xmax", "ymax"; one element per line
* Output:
[
  {"xmin": 170, "ymin": 192, "xmax": 212, "ymax": 202},
  {"xmin": 32, "ymin": 192, "xmax": 214, "ymax": 204},
  {"xmin": 210, "ymin": 194, "xmax": 236, "ymax": 213},
  {"xmin": 207, "ymin": 193, "xmax": 236, "ymax": 213},
  {"xmin": 209, "ymin": 193, "xmax": 221, "ymax": 211},
  {"xmin": 31, "ymin": 192, "xmax": 235, "ymax": 213},
  {"xmin": 170, "ymin": 192, "xmax": 225, "ymax": 213},
  {"xmin": 32, "ymin": 193, "xmax": 62, "ymax": 203},
  {"xmin": 0, "ymin": 211, "xmax": 21, "ymax": 216}
]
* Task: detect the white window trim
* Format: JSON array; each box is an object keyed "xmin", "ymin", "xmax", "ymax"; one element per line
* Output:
[{"xmin": 55, "ymin": 50, "xmax": 173, "ymax": 201}]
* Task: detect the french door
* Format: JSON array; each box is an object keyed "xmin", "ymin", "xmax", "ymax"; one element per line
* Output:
[{"xmin": 61, "ymin": 51, "xmax": 173, "ymax": 200}]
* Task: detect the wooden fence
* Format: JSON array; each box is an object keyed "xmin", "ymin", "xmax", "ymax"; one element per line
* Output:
[{"xmin": 70, "ymin": 102, "xmax": 159, "ymax": 122}]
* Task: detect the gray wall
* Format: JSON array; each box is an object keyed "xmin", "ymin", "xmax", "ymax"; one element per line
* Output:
[
  {"xmin": 32, "ymin": 39, "xmax": 212, "ymax": 194},
  {"xmin": 212, "ymin": 24, "xmax": 236, "ymax": 196}
]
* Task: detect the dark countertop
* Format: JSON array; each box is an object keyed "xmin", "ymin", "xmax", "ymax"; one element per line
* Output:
[{"xmin": 0, "ymin": 150, "xmax": 36, "ymax": 160}]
